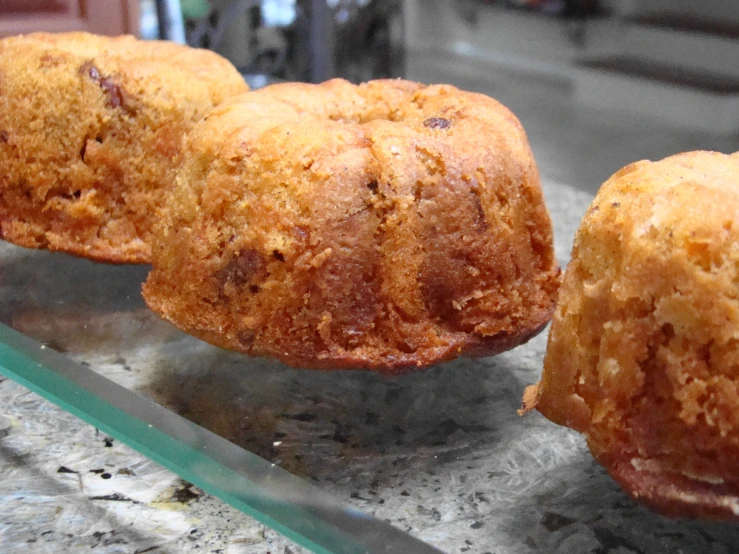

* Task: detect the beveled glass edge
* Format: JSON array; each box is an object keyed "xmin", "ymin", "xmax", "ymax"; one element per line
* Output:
[{"xmin": 0, "ymin": 323, "xmax": 443, "ymax": 554}]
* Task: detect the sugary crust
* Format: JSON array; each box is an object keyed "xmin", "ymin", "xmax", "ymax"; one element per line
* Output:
[
  {"xmin": 0, "ymin": 32, "xmax": 248, "ymax": 263},
  {"xmin": 527, "ymin": 150, "xmax": 739, "ymax": 519},
  {"xmin": 143, "ymin": 78, "xmax": 560, "ymax": 372}
]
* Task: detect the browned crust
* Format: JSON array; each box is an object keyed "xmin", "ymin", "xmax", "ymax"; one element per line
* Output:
[
  {"xmin": 606, "ymin": 455, "xmax": 739, "ymax": 520},
  {"xmin": 528, "ymin": 150, "xmax": 739, "ymax": 519},
  {"xmin": 0, "ymin": 32, "xmax": 248, "ymax": 263},
  {"xmin": 148, "ymin": 300, "xmax": 553, "ymax": 374},
  {"xmin": 143, "ymin": 78, "xmax": 560, "ymax": 371}
]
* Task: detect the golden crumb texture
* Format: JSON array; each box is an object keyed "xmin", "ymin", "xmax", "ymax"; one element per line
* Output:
[
  {"xmin": 142, "ymin": 78, "xmax": 561, "ymax": 372},
  {"xmin": 0, "ymin": 32, "xmax": 248, "ymax": 263},
  {"xmin": 528, "ymin": 150, "xmax": 739, "ymax": 519}
]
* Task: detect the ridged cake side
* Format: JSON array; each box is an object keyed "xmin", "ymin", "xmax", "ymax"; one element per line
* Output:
[
  {"xmin": 0, "ymin": 32, "xmax": 248, "ymax": 263},
  {"xmin": 143, "ymin": 79, "xmax": 560, "ymax": 371}
]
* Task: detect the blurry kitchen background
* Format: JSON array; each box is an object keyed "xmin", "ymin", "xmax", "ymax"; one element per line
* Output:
[{"xmin": 2, "ymin": 0, "xmax": 739, "ymax": 193}]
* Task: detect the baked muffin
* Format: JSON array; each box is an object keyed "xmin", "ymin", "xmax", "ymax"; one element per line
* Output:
[
  {"xmin": 523, "ymin": 151, "xmax": 739, "ymax": 519},
  {"xmin": 0, "ymin": 32, "xmax": 248, "ymax": 263},
  {"xmin": 143, "ymin": 79, "xmax": 560, "ymax": 372}
]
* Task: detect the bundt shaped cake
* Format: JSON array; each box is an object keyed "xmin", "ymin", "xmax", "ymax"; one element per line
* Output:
[
  {"xmin": 143, "ymin": 78, "xmax": 561, "ymax": 372},
  {"xmin": 0, "ymin": 32, "xmax": 248, "ymax": 263},
  {"xmin": 523, "ymin": 151, "xmax": 739, "ymax": 519}
]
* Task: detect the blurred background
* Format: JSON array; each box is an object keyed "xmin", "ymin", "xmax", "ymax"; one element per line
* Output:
[{"xmin": 1, "ymin": 0, "xmax": 738, "ymax": 193}]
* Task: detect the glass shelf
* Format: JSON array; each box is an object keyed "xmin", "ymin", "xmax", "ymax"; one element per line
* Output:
[{"xmin": 2, "ymin": 180, "xmax": 738, "ymax": 552}]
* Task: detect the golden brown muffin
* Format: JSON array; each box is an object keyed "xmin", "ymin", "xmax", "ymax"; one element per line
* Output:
[
  {"xmin": 0, "ymin": 32, "xmax": 248, "ymax": 263},
  {"xmin": 523, "ymin": 151, "xmax": 739, "ymax": 519},
  {"xmin": 143, "ymin": 78, "xmax": 560, "ymax": 372}
]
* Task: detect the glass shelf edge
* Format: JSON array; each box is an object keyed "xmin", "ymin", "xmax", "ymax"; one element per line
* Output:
[{"xmin": 0, "ymin": 322, "xmax": 425, "ymax": 554}]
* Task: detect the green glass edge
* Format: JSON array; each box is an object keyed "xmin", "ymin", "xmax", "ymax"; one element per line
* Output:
[{"xmin": 0, "ymin": 323, "xmax": 367, "ymax": 554}]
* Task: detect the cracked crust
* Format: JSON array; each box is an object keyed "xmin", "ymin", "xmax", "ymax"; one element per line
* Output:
[
  {"xmin": 0, "ymin": 32, "xmax": 248, "ymax": 263},
  {"xmin": 142, "ymin": 78, "xmax": 560, "ymax": 371},
  {"xmin": 525, "ymin": 151, "xmax": 739, "ymax": 519}
]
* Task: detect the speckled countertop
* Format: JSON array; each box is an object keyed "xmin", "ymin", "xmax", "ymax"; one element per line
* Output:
[{"xmin": 1, "ymin": 180, "xmax": 739, "ymax": 554}]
